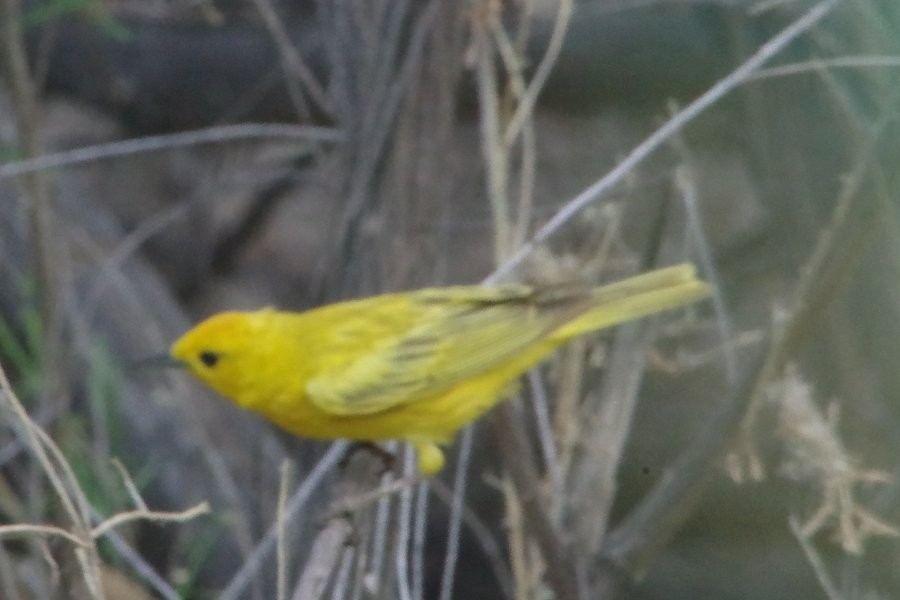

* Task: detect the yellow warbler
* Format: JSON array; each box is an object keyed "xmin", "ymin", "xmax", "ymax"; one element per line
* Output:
[{"xmin": 170, "ymin": 264, "xmax": 709, "ymax": 475}]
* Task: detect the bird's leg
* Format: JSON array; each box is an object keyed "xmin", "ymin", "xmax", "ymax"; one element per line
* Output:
[{"xmin": 340, "ymin": 441, "xmax": 397, "ymax": 475}]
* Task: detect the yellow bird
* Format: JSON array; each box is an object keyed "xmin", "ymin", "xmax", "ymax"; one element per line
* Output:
[{"xmin": 169, "ymin": 264, "xmax": 709, "ymax": 475}]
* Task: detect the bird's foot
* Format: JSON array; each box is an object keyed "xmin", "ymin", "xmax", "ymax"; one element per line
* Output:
[{"xmin": 340, "ymin": 441, "xmax": 397, "ymax": 476}]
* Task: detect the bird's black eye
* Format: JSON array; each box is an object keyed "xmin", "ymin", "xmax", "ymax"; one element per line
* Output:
[{"xmin": 199, "ymin": 351, "xmax": 220, "ymax": 367}]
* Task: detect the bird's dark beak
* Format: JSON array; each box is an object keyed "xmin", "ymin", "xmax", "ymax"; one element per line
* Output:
[{"xmin": 132, "ymin": 352, "xmax": 186, "ymax": 370}]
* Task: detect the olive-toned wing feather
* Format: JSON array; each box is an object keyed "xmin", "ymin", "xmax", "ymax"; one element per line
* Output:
[{"xmin": 305, "ymin": 286, "xmax": 585, "ymax": 416}]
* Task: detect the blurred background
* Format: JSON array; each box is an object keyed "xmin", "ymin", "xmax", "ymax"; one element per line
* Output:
[{"xmin": 1, "ymin": 0, "xmax": 900, "ymax": 598}]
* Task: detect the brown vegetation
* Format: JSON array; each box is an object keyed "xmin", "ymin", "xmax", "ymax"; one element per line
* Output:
[{"xmin": 2, "ymin": 1, "xmax": 900, "ymax": 598}]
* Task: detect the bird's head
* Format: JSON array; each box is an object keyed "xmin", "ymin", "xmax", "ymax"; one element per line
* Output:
[{"xmin": 170, "ymin": 309, "xmax": 275, "ymax": 402}]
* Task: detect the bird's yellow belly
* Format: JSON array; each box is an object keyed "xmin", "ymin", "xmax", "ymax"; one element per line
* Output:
[
  {"xmin": 236, "ymin": 340, "xmax": 555, "ymax": 448},
  {"xmin": 247, "ymin": 363, "xmax": 528, "ymax": 447}
]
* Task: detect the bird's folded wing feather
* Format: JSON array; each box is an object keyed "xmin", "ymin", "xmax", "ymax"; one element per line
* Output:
[{"xmin": 305, "ymin": 286, "xmax": 582, "ymax": 416}]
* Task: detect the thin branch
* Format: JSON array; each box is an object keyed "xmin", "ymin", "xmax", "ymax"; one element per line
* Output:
[
  {"xmin": 470, "ymin": 2, "xmax": 583, "ymax": 597},
  {"xmin": 486, "ymin": 0, "xmax": 843, "ymax": 285},
  {"xmin": 487, "ymin": 15, "xmax": 538, "ymax": 252},
  {"xmin": 111, "ymin": 458, "xmax": 148, "ymax": 512},
  {"xmin": 320, "ymin": 0, "xmax": 441, "ymax": 296},
  {"xmin": 395, "ymin": 447, "xmax": 416, "ymax": 600},
  {"xmin": 219, "ymin": 441, "xmax": 348, "ymax": 600},
  {"xmin": 526, "ymin": 370, "xmax": 561, "ymax": 494},
  {"xmin": 494, "ymin": 401, "xmax": 580, "ymax": 600},
  {"xmin": 292, "ymin": 447, "xmax": 386, "ymax": 600},
  {"xmin": 0, "ymin": 523, "xmax": 90, "ymax": 547},
  {"xmin": 430, "ymin": 478, "xmax": 513, "ymax": 599},
  {"xmin": 475, "ymin": 14, "xmax": 511, "ymax": 260},
  {"xmin": 0, "ymin": 123, "xmax": 342, "ymax": 180},
  {"xmin": 601, "ymin": 342, "xmax": 769, "ymax": 573},
  {"xmin": 277, "ymin": 460, "xmax": 293, "ymax": 600},
  {"xmin": 89, "ymin": 505, "xmax": 182, "ymax": 600},
  {"xmin": 501, "ymin": 473, "xmax": 531, "ymax": 600},
  {"xmin": 437, "ymin": 424, "xmax": 475, "ymax": 600},
  {"xmin": 328, "ymin": 476, "xmax": 413, "ymax": 516},
  {"xmin": 410, "ymin": 481, "xmax": 430, "ymax": 600},
  {"xmin": 326, "ymin": 547, "xmax": 355, "ymax": 600},
  {"xmin": 749, "ymin": 55, "xmax": 900, "ymax": 80},
  {"xmin": 0, "ymin": 364, "xmax": 199, "ymax": 600},
  {"xmin": 602, "ymin": 105, "xmax": 890, "ymax": 580},
  {"xmin": 512, "ymin": 112, "xmax": 537, "ymax": 250},
  {"xmin": 29, "ymin": 424, "xmax": 93, "ymax": 528},
  {"xmin": 0, "ymin": 542, "xmax": 21, "ymax": 599},
  {"xmin": 90, "ymin": 502, "xmax": 210, "ymax": 538},
  {"xmin": 570, "ymin": 321, "xmax": 652, "ymax": 555},
  {"xmin": 789, "ymin": 517, "xmax": 844, "ymax": 600},
  {"xmin": 249, "ymin": 0, "xmax": 333, "ymax": 117},
  {"xmin": 502, "ymin": 0, "xmax": 573, "ymax": 147},
  {"xmin": 1, "ymin": 0, "xmax": 55, "ymax": 329},
  {"xmin": 673, "ymin": 162, "xmax": 737, "ymax": 383},
  {"xmin": 0, "ymin": 359, "xmax": 104, "ymax": 597},
  {"xmin": 82, "ymin": 203, "xmax": 189, "ymax": 322},
  {"xmin": 365, "ymin": 442, "xmax": 399, "ymax": 596}
]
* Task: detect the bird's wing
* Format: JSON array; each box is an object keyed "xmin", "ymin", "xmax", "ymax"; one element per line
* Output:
[{"xmin": 305, "ymin": 286, "xmax": 586, "ymax": 416}]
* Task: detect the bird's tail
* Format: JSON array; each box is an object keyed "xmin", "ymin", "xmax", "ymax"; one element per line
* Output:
[{"xmin": 553, "ymin": 263, "xmax": 710, "ymax": 340}]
